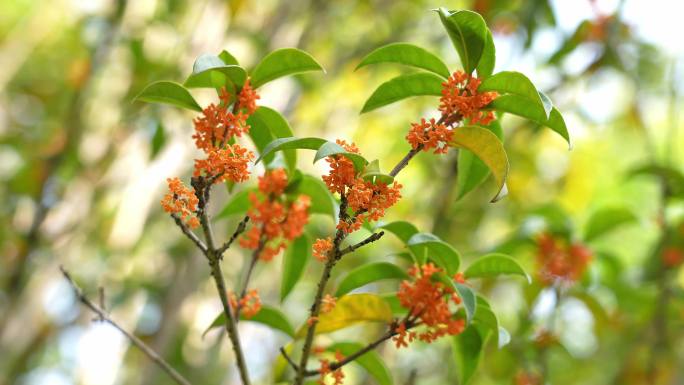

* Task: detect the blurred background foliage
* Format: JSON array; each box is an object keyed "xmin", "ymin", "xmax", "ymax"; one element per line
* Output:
[{"xmin": 1, "ymin": 0, "xmax": 683, "ymax": 384}]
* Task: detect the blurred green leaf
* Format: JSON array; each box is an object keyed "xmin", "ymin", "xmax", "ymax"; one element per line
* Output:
[
  {"xmin": 437, "ymin": 8, "xmax": 488, "ymax": 74},
  {"xmin": 216, "ymin": 189, "xmax": 253, "ymax": 219},
  {"xmin": 452, "ymin": 326, "xmax": 486, "ymax": 384},
  {"xmin": 150, "ymin": 122, "xmax": 166, "ymax": 159},
  {"xmin": 449, "ymin": 125, "xmax": 509, "ymax": 202},
  {"xmin": 464, "ymin": 253, "xmax": 530, "ymax": 282},
  {"xmin": 361, "ymin": 73, "xmax": 443, "ymax": 113},
  {"xmin": 294, "ymin": 175, "xmax": 337, "ymax": 220},
  {"xmin": 335, "ymin": 262, "xmax": 409, "ymax": 297},
  {"xmin": 489, "ymin": 95, "xmax": 571, "ymax": 147},
  {"xmin": 281, "ymin": 234, "xmax": 311, "ymax": 301},
  {"xmin": 219, "ymin": 49, "xmax": 240, "ymax": 65},
  {"xmin": 476, "ymin": 30, "xmax": 496, "ymax": 79},
  {"xmin": 134, "ymin": 81, "xmax": 202, "ymax": 112},
  {"xmin": 251, "ymin": 48, "xmax": 325, "ymax": 88},
  {"xmin": 356, "ymin": 42, "xmax": 450, "ymax": 78},
  {"xmin": 376, "ymin": 221, "xmax": 419, "ymax": 243},
  {"xmin": 326, "ymin": 342, "xmax": 393, "ymax": 385},
  {"xmin": 584, "ymin": 207, "xmax": 638, "ymax": 242},
  {"xmin": 455, "ymin": 282, "xmax": 477, "ymax": 325},
  {"xmin": 204, "ymin": 305, "xmax": 295, "ymax": 338}
]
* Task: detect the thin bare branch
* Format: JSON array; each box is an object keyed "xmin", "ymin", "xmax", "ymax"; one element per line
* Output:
[
  {"xmin": 171, "ymin": 214, "xmax": 207, "ymax": 254},
  {"xmin": 60, "ymin": 266, "xmax": 192, "ymax": 385},
  {"xmin": 339, "ymin": 231, "xmax": 385, "ymax": 256},
  {"xmin": 216, "ymin": 215, "xmax": 250, "ymax": 257}
]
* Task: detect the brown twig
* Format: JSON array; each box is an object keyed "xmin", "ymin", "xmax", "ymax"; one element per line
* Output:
[
  {"xmin": 339, "ymin": 231, "xmax": 385, "ymax": 256},
  {"xmin": 60, "ymin": 266, "xmax": 192, "ymax": 385},
  {"xmin": 235, "ymin": 229, "xmax": 267, "ymax": 321},
  {"xmin": 171, "ymin": 214, "xmax": 208, "ymax": 253},
  {"xmin": 216, "ymin": 215, "xmax": 250, "ymax": 256}
]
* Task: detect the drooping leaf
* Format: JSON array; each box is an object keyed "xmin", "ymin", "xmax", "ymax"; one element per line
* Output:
[
  {"xmin": 281, "ymin": 234, "xmax": 311, "ymax": 301},
  {"xmin": 452, "ymin": 326, "xmax": 486, "ymax": 384},
  {"xmin": 478, "ymin": 71, "xmax": 546, "ymax": 115},
  {"xmin": 376, "ymin": 221, "xmax": 420, "ymax": 244},
  {"xmin": 584, "ymin": 207, "xmax": 638, "ymax": 242},
  {"xmin": 449, "ymin": 125, "xmax": 509, "ymax": 202},
  {"xmin": 247, "ymin": 106, "xmax": 296, "ymax": 170},
  {"xmin": 215, "ymin": 189, "xmax": 253, "ymax": 219},
  {"xmin": 134, "ymin": 81, "xmax": 202, "ymax": 112},
  {"xmin": 335, "ymin": 262, "xmax": 409, "ymax": 297},
  {"xmin": 295, "ymin": 294, "xmax": 393, "ymax": 337},
  {"xmin": 476, "ymin": 30, "xmax": 496, "ymax": 79},
  {"xmin": 455, "ymin": 119, "xmax": 503, "ymax": 200},
  {"xmin": 356, "ymin": 42, "xmax": 450, "ymax": 78},
  {"xmin": 437, "ymin": 8, "xmax": 488, "ymax": 74},
  {"xmin": 251, "ymin": 48, "xmax": 325, "ymax": 88},
  {"xmin": 464, "ymin": 253, "xmax": 530, "ymax": 282},
  {"xmin": 184, "ymin": 54, "xmax": 247, "ymax": 89},
  {"xmin": 326, "ymin": 342, "xmax": 393, "ymax": 385},
  {"xmin": 203, "ymin": 305, "xmax": 295, "ymax": 338},
  {"xmin": 407, "ymin": 233, "xmax": 461, "ymax": 274},
  {"xmin": 455, "ymin": 282, "xmax": 477, "ymax": 324},
  {"xmin": 313, "ymin": 141, "xmax": 369, "ymax": 171},
  {"xmin": 361, "ymin": 73, "xmax": 443, "ymax": 113}
]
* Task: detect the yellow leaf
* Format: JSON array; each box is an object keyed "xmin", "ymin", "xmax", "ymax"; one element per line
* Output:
[
  {"xmin": 296, "ymin": 294, "xmax": 393, "ymax": 338},
  {"xmin": 449, "ymin": 125, "xmax": 509, "ymax": 202}
]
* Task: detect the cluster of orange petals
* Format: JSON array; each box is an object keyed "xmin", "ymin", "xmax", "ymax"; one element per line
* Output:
[
  {"xmin": 662, "ymin": 247, "xmax": 684, "ymax": 268},
  {"xmin": 161, "ymin": 177, "xmax": 200, "ymax": 228},
  {"xmin": 535, "ymin": 232, "xmax": 593, "ymax": 285},
  {"xmin": 514, "ymin": 371, "xmax": 542, "ymax": 385},
  {"xmin": 240, "ymin": 169, "xmax": 310, "ymax": 261},
  {"xmin": 439, "ymin": 71, "xmax": 498, "ymax": 125},
  {"xmin": 322, "ymin": 140, "xmax": 402, "ymax": 234},
  {"xmin": 318, "ymin": 350, "xmax": 345, "ymax": 385},
  {"xmin": 406, "ymin": 118, "xmax": 454, "ymax": 154},
  {"xmin": 321, "ymin": 294, "xmax": 337, "ymax": 313},
  {"xmin": 229, "ymin": 289, "xmax": 261, "ymax": 318},
  {"xmin": 191, "ymin": 80, "xmax": 260, "ymax": 184},
  {"xmin": 394, "ymin": 263, "xmax": 466, "ymax": 348},
  {"xmin": 313, "ymin": 237, "xmax": 333, "ymax": 262}
]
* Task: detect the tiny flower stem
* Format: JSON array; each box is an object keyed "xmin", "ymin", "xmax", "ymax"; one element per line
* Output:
[
  {"xmin": 171, "ymin": 214, "xmax": 208, "ymax": 253},
  {"xmin": 60, "ymin": 266, "xmax": 193, "ymax": 385},
  {"xmin": 216, "ymin": 215, "xmax": 250, "ymax": 256},
  {"xmin": 339, "ymin": 231, "xmax": 385, "ymax": 256}
]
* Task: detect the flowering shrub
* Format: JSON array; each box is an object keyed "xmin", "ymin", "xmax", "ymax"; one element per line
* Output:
[{"xmin": 129, "ymin": 7, "xmax": 573, "ymax": 385}]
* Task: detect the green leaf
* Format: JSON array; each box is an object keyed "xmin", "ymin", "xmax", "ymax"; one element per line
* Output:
[
  {"xmin": 247, "ymin": 106, "xmax": 296, "ymax": 171},
  {"xmin": 476, "ymin": 30, "xmax": 495, "ymax": 79},
  {"xmin": 628, "ymin": 164, "xmax": 684, "ymax": 197},
  {"xmin": 294, "ymin": 175, "xmax": 337, "ymax": 220},
  {"xmin": 215, "ymin": 189, "xmax": 253, "ymax": 219},
  {"xmin": 150, "ymin": 122, "xmax": 166, "ymax": 159},
  {"xmin": 361, "ymin": 159, "xmax": 394, "ymax": 185},
  {"xmin": 455, "ymin": 282, "xmax": 476, "ymax": 325},
  {"xmin": 584, "ymin": 207, "xmax": 638, "ymax": 242},
  {"xmin": 464, "ymin": 253, "xmax": 530, "ymax": 282},
  {"xmin": 203, "ymin": 305, "xmax": 295, "ymax": 338},
  {"xmin": 376, "ymin": 221, "xmax": 419, "ymax": 243},
  {"xmin": 449, "ymin": 125, "xmax": 509, "ymax": 202},
  {"xmin": 326, "ymin": 342, "xmax": 393, "ymax": 385},
  {"xmin": 356, "ymin": 42, "xmax": 450, "ymax": 78},
  {"xmin": 472, "ymin": 300, "xmax": 499, "ymax": 347},
  {"xmin": 478, "ymin": 71, "xmax": 546, "ymax": 115},
  {"xmin": 134, "ymin": 81, "xmax": 202, "ymax": 112},
  {"xmin": 295, "ymin": 294, "xmax": 393, "ymax": 337},
  {"xmin": 455, "ymin": 119, "xmax": 503, "ymax": 200},
  {"xmin": 335, "ymin": 262, "xmax": 409, "ymax": 297},
  {"xmin": 437, "ymin": 8, "xmax": 488, "ymax": 74},
  {"xmin": 407, "ymin": 233, "xmax": 460, "ymax": 275},
  {"xmin": 184, "ymin": 54, "xmax": 247, "ymax": 89},
  {"xmin": 281, "ymin": 234, "xmax": 311, "ymax": 301},
  {"xmin": 380, "ymin": 293, "xmax": 405, "ymax": 315},
  {"xmin": 313, "ymin": 141, "xmax": 369, "ymax": 172},
  {"xmin": 452, "ymin": 326, "xmax": 485, "ymax": 384},
  {"xmin": 218, "ymin": 49, "xmax": 240, "ymax": 65},
  {"xmin": 361, "ymin": 73, "xmax": 443, "ymax": 113},
  {"xmin": 251, "ymin": 48, "xmax": 325, "ymax": 88},
  {"xmin": 489, "ymin": 95, "xmax": 571, "ymax": 148}
]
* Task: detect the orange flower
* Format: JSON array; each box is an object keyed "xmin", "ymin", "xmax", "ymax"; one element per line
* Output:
[
  {"xmin": 394, "ymin": 263, "xmax": 466, "ymax": 347},
  {"xmin": 321, "ymin": 294, "xmax": 337, "ymax": 313},
  {"xmin": 229, "ymin": 289, "xmax": 262, "ymax": 318},
  {"xmin": 406, "ymin": 118, "xmax": 454, "ymax": 154},
  {"xmin": 535, "ymin": 232, "xmax": 592, "ymax": 285},
  {"xmin": 317, "ymin": 352, "xmax": 345, "ymax": 385},
  {"xmin": 514, "ymin": 371, "xmax": 542, "ymax": 385},
  {"xmin": 321, "ymin": 140, "xmax": 360, "ymax": 195},
  {"xmin": 439, "ymin": 71, "xmax": 498, "ymax": 125},
  {"xmin": 238, "ymin": 79, "xmax": 260, "ymax": 115},
  {"xmin": 662, "ymin": 247, "xmax": 684, "ymax": 267},
  {"xmin": 240, "ymin": 169, "xmax": 311, "ymax": 261},
  {"xmin": 160, "ymin": 177, "xmax": 200, "ymax": 228},
  {"xmin": 193, "ymin": 144, "xmax": 254, "ymax": 184},
  {"xmin": 313, "ymin": 237, "xmax": 333, "ymax": 262}
]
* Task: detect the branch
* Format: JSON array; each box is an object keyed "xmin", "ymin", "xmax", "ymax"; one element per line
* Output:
[
  {"xmin": 279, "ymin": 347, "xmax": 300, "ymax": 371},
  {"xmin": 235, "ymin": 229, "xmax": 267, "ymax": 321},
  {"xmin": 339, "ymin": 231, "xmax": 385, "ymax": 256},
  {"xmin": 60, "ymin": 266, "xmax": 192, "ymax": 385},
  {"xmin": 216, "ymin": 215, "xmax": 250, "ymax": 256},
  {"xmin": 171, "ymin": 214, "xmax": 207, "ymax": 254}
]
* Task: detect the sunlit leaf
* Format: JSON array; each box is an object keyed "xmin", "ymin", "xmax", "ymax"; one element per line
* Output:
[
  {"xmin": 184, "ymin": 54, "xmax": 247, "ymax": 89},
  {"xmin": 437, "ymin": 8, "xmax": 488, "ymax": 74},
  {"xmin": 479, "ymin": 71, "xmax": 546, "ymax": 115},
  {"xmin": 476, "ymin": 30, "xmax": 495, "ymax": 79},
  {"xmin": 247, "ymin": 106, "xmax": 296, "ymax": 171},
  {"xmin": 464, "ymin": 253, "xmax": 530, "ymax": 282},
  {"xmin": 326, "ymin": 342, "xmax": 393, "ymax": 385},
  {"xmin": 335, "ymin": 262, "xmax": 409, "ymax": 297},
  {"xmin": 251, "ymin": 48, "xmax": 325, "ymax": 88},
  {"xmin": 449, "ymin": 125, "xmax": 509, "ymax": 202},
  {"xmin": 281, "ymin": 234, "xmax": 311, "ymax": 301},
  {"xmin": 455, "ymin": 119, "xmax": 503, "ymax": 200},
  {"xmin": 408, "ymin": 233, "xmax": 461, "ymax": 274},
  {"xmin": 376, "ymin": 221, "xmax": 419, "ymax": 244},
  {"xmin": 313, "ymin": 141, "xmax": 369, "ymax": 171},
  {"xmin": 295, "ymin": 294, "xmax": 393, "ymax": 337},
  {"xmin": 257, "ymin": 137, "xmax": 367, "ymax": 172},
  {"xmin": 356, "ymin": 42, "xmax": 450, "ymax": 78},
  {"xmin": 361, "ymin": 73, "xmax": 443, "ymax": 113},
  {"xmin": 203, "ymin": 305, "xmax": 295, "ymax": 338},
  {"xmin": 134, "ymin": 81, "xmax": 202, "ymax": 112}
]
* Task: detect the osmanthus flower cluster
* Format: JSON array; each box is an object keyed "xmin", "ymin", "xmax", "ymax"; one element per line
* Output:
[
  {"xmin": 316, "ymin": 350, "xmax": 345, "ymax": 385},
  {"xmin": 393, "ymin": 263, "xmax": 466, "ymax": 348},
  {"xmin": 239, "ymin": 168, "xmax": 311, "ymax": 261},
  {"xmin": 535, "ymin": 232, "xmax": 593, "ymax": 285}
]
